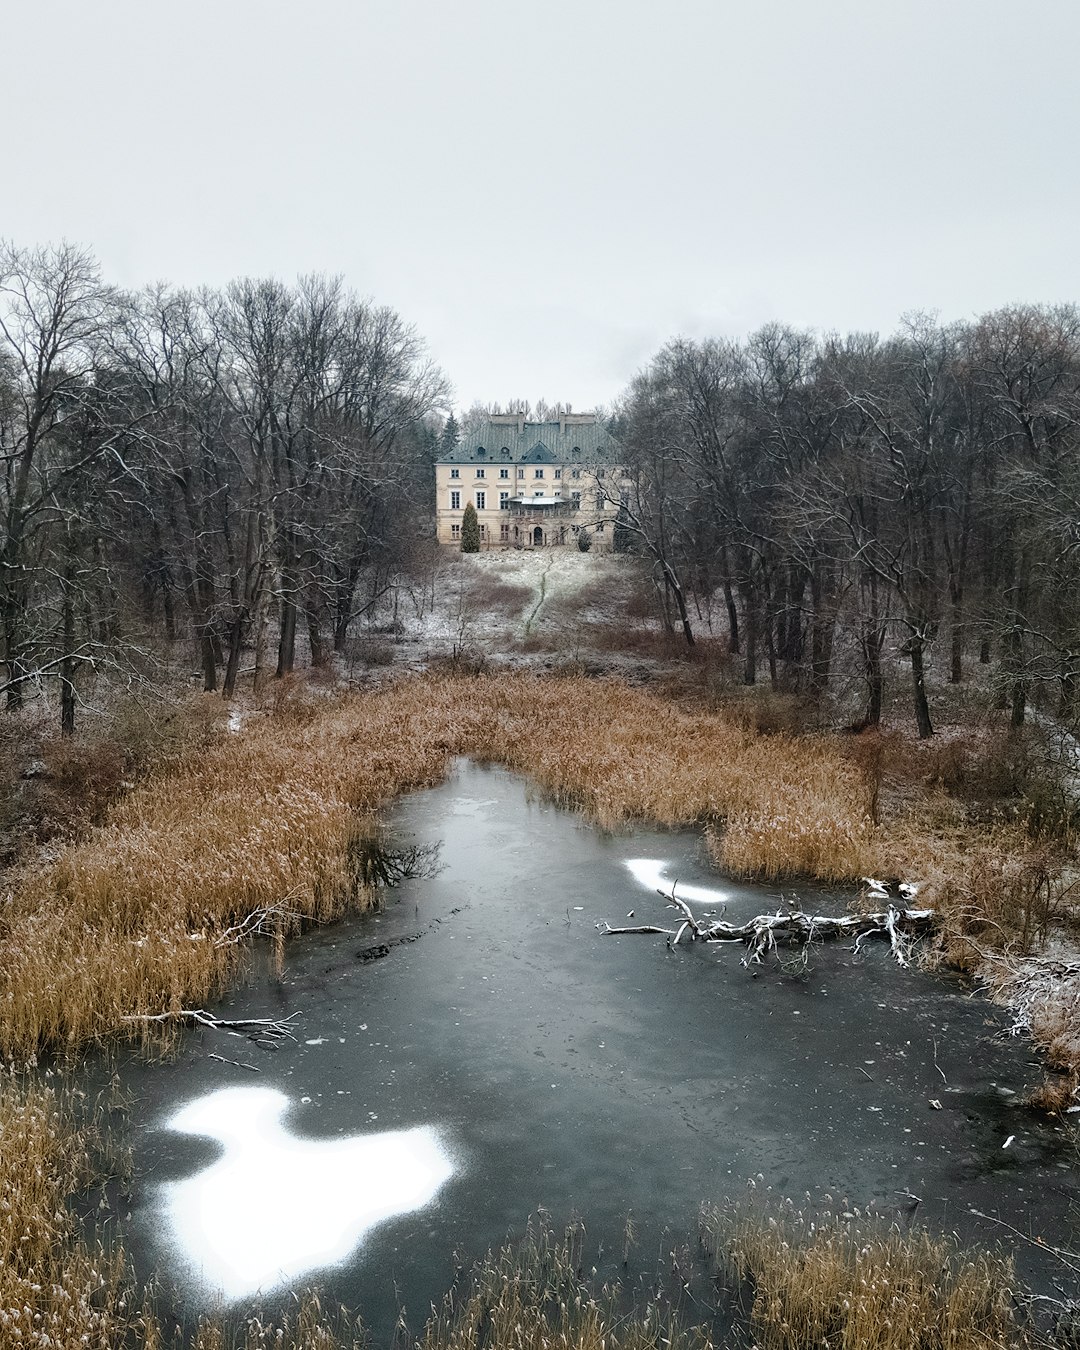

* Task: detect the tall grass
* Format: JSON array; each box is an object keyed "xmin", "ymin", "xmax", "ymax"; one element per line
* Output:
[
  {"xmin": 701, "ymin": 1198, "xmax": 1019, "ymax": 1349},
  {"xmin": 0, "ymin": 1071, "xmax": 159, "ymax": 1348},
  {"xmin": 418, "ymin": 1217, "xmax": 714, "ymax": 1350}
]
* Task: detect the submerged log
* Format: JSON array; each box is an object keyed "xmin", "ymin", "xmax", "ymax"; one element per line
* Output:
[{"xmin": 599, "ymin": 887, "xmax": 935, "ymax": 968}]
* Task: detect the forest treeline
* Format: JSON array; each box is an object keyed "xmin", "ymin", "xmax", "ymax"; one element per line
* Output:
[
  {"xmin": 609, "ymin": 310, "xmax": 1080, "ymax": 736},
  {"xmin": 2, "ymin": 239, "xmax": 1079, "ymax": 740},
  {"xmin": 0, "ymin": 241, "xmax": 447, "ymax": 728}
]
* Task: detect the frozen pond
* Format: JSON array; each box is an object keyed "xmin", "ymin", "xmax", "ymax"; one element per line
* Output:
[{"xmin": 117, "ymin": 759, "xmax": 1079, "ymax": 1338}]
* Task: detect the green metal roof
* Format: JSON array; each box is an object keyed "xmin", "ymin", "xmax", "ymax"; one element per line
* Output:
[{"xmin": 439, "ymin": 418, "xmax": 620, "ymax": 464}]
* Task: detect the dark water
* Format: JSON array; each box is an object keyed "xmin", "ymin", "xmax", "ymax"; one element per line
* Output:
[{"xmin": 116, "ymin": 759, "xmax": 1079, "ymax": 1339}]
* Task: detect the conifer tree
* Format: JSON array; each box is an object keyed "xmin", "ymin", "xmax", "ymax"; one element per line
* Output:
[
  {"xmin": 461, "ymin": 501, "xmax": 481, "ymax": 552},
  {"xmin": 439, "ymin": 411, "xmax": 460, "ymax": 456}
]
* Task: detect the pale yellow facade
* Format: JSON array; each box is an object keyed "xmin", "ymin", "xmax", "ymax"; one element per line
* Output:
[{"xmin": 435, "ymin": 413, "xmax": 626, "ymax": 549}]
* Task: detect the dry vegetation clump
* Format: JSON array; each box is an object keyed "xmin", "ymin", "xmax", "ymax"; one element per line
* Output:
[
  {"xmin": 464, "ymin": 573, "xmax": 534, "ymax": 614},
  {"xmin": 0, "ymin": 1072, "xmax": 148, "ymax": 1347},
  {"xmin": 418, "ymin": 1217, "xmax": 713, "ymax": 1350},
  {"xmin": 0, "ymin": 694, "xmax": 229, "ymax": 865},
  {"xmin": 702, "ymin": 1197, "xmax": 1020, "ymax": 1350}
]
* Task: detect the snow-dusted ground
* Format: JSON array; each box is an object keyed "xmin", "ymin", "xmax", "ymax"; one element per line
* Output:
[{"xmin": 368, "ymin": 547, "xmax": 663, "ymax": 676}]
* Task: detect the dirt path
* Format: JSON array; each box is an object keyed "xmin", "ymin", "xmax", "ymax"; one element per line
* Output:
[{"xmin": 522, "ymin": 555, "xmax": 557, "ymax": 638}]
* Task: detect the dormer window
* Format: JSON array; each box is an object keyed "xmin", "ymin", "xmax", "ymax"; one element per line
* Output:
[
  {"xmin": 500, "ymin": 447, "xmax": 511, "ymax": 458},
  {"xmin": 477, "ymin": 446, "xmax": 487, "ymax": 458},
  {"xmin": 571, "ymin": 447, "xmax": 581, "ymax": 460}
]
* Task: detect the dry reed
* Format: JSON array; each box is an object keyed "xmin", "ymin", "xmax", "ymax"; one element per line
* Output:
[
  {"xmin": 418, "ymin": 1216, "xmax": 714, "ymax": 1350},
  {"xmin": 702, "ymin": 1197, "xmax": 1020, "ymax": 1349}
]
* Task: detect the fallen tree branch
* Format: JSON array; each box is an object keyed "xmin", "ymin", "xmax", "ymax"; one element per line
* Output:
[
  {"xmin": 122, "ymin": 1008, "xmax": 300, "ymax": 1045},
  {"xmin": 599, "ymin": 886, "xmax": 935, "ymax": 968},
  {"xmin": 208, "ymin": 1052, "xmax": 260, "ymax": 1072}
]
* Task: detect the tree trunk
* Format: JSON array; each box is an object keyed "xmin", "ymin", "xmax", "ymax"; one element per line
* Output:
[
  {"xmin": 277, "ymin": 593, "xmax": 297, "ymax": 676},
  {"xmin": 949, "ymin": 610, "xmax": 963, "ymax": 684},
  {"xmin": 60, "ymin": 564, "xmax": 76, "ymax": 737},
  {"xmin": 742, "ymin": 603, "xmax": 757, "ymax": 685},
  {"xmin": 222, "ymin": 613, "xmax": 246, "ymax": 698},
  {"xmin": 722, "ymin": 564, "xmax": 739, "ymax": 655},
  {"xmin": 307, "ymin": 605, "xmax": 328, "ymax": 668},
  {"xmin": 910, "ymin": 638, "xmax": 934, "ymax": 739},
  {"xmin": 864, "ymin": 637, "xmax": 883, "ymax": 729}
]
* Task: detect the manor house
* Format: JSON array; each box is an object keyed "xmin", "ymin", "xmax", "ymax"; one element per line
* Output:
[{"xmin": 435, "ymin": 412, "xmax": 626, "ymax": 548}]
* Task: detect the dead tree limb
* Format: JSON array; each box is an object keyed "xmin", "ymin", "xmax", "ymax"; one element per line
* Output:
[
  {"xmin": 599, "ymin": 886, "xmax": 935, "ymax": 968},
  {"xmin": 122, "ymin": 1009, "xmax": 300, "ymax": 1045}
]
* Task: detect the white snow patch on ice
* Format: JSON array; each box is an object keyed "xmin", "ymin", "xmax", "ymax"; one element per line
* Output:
[
  {"xmin": 160, "ymin": 1086, "xmax": 453, "ymax": 1301},
  {"xmin": 625, "ymin": 858, "xmax": 730, "ymax": 907}
]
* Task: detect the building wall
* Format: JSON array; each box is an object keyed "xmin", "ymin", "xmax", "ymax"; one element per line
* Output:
[{"xmin": 434, "ymin": 416, "xmax": 627, "ymax": 549}]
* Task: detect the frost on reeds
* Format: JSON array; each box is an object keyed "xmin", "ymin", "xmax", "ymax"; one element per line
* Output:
[
  {"xmin": 0, "ymin": 674, "xmax": 877, "ymax": 1060},
  {"xmin": 0, "ymin": 1072, "xmax": 148, "ymax": 1347},
  {"xmin": 701, "ymin": 1197, "xmax": 1019, "ymax": 1350},
  {"xmin": 419, "ymin": 1216, "xmax": 714, "ymax": 1350}
]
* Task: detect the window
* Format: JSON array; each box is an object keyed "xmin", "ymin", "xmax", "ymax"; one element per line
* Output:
[
  {"xmin": 499, "ymin": 467, "xmax": 509, "ymax": 479},
  {"xmin": 533, "ymin": 489, "xmax": 545, "ymax": 497},
  {"xmin": 476, "ymin": 467, "xmax": 485, "ymax": 479},
  {"xmin": 554, "ymin": 468, "xmax": 562, "ymax": 479},
  {"xmin": 571, "ymin": 468, "xmax": 581, "ymax": 479},
  {"xmin": 450, "ymin": 490, "xmax": 461, "ymax": 510},
  {"xmin": 477, "ymin": 446, "xmax": 487, "ymax": 458},
  {"xmin": 500, "ymin": 447, "xmax": 510, "ymax": 458},
  {"xmin": 450, "ymin": 468, "xmax": 460, "ymax": 479},
  {"xmin": 451, "ymin": 523, "xmax": 461, "ymax": 540},
  {"xmin": 571, "ymin": 490, "xmax": 581, "ymax": 507},
  {"xmin": 500, "ymin": 522, "xmax": 510, "ymax": 541},
  {"xmin": 499, "ymin": 491, "xmax": 509, "ymax": 509},
  {"xmin": 475, "ymin": 490, "xmax": 486, "ymax": 509},
  {"xmin": 595, "ymin": 492, "xmax": 604, "ymax": 510},
  {"xmin": 480, "ymin": 523, "xmax": 488, "ymax": 539},
  {"xmin": 534, "ymin": 468, "xmax": 544, "ymax": 479},
  {"xmin": 572, "ymin": 447, "xmax": 581, "ymax": 460},
  {"xmin": 517, "ymin": 468, "xmax": 525, "ymax": 479}
]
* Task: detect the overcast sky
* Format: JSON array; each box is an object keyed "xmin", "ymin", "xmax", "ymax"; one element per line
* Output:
[{"xmin": 5, "ymin": 1, "xmax": 1079, "ymax": 412}]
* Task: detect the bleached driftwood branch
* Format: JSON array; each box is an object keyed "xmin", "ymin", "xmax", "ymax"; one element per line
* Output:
[
  {"xmin": 122, "ymin": 1008, "xmax": 300, "ymax": 1045},
  {"xmin": 600, "ymin": 887, "xmax": 935, "ymax": 968}
]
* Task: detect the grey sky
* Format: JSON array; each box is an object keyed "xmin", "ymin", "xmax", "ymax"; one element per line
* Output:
[{"xmin": 5, "ymin": 1, "xmax": 1079, "ymax": 411}]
